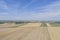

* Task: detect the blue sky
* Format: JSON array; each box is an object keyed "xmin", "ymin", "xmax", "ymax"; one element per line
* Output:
[{"xmin": 0, "ymin": 0, "xmax": 60, "ymax": 21}]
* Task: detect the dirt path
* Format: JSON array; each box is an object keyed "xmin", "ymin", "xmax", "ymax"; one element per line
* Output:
[{"xmin": 21, "ymin": 27, "xmax": 50, "ymax": 40}]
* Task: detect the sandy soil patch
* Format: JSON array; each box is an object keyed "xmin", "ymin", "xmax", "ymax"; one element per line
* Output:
[{"xmin": 47, "ymin": 23, "xmax": 60, "ymax": 40}]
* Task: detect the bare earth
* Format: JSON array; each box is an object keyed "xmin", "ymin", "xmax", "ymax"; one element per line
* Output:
[
  {"xmin": 47, "ymin": 23, "xmax": 60, "ymax": 40},
  {"xmin": 0, "ymin": 23, "xmax": 60, "ymax": 40}
]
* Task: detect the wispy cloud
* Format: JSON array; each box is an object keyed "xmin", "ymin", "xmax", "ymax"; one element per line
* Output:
[
  {"xmin": 0, "ymin": 0, "xmax": 60, "ymax": 20},
  {"xmin": 31, "ymin": 1, "xmax": 60, "ymax": 20},
  {"xmin": 22, "ymin": 0, "xmax": 37, "ymax": 9},
  {"xmin": 0, "ymin": 0, "xmax": 8, "ymax": 10},
  {"xmin": 7, "ymin": 1, "xmax": 60, "ymax": 20}
]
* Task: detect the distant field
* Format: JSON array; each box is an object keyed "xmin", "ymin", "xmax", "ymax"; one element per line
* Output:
[
  {"xmin": 0, "ymin": 22, "xmax": 27, "ymax": 28},
  {"xmin": 0, "ymin": 21, "xmax": 60, "ymax": 27},
  {"xmin": 50, "ymin": 22, "xmax": 60, "ymax": 27}
]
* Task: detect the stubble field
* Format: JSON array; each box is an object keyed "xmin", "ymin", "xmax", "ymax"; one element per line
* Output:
[{"xmin": 0, "ymin": 22, "xmax": 60, "ymax": 40}]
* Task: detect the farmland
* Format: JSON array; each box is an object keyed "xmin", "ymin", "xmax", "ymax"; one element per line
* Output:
[
  {"xmin": 0, "ymin": 22, "xmax": 27, "ymax": 28},
  {"xmin": 49, "ymin": 22, "xmax": 60, "ymax": 27},
  {"xmin": 0, "ymin": 21, "xmax": 60, "ymax": 40}
]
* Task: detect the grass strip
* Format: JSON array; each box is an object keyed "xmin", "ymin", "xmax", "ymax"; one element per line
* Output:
[{"xmin": 40, "ymin": 23, "xmax": 47, "ymax": 27}]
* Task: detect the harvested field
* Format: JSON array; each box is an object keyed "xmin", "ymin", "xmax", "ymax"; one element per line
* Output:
[
  {"xmin": 0, "ymin": 23, "xmax": 26, "ymax": 28},
  {"xmin": 0, "ymin": 22, "xmax": 60, "ymax": 40},
  {"xmin": 49, "ymin": 22, "xmax": 60, "ymax": 27},
  {"xmin": 47, "ymin": 23, "xmax": 60, "ymax": 40}
]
